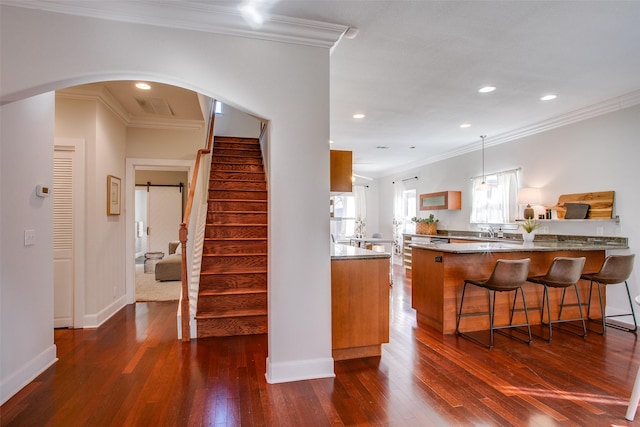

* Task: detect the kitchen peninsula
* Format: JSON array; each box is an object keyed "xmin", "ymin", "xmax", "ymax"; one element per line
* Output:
[
  {"xmin": 410, "ymin": 237, "xmax": 629, "ymax": 334},
  {"xmin": 331, "ymin": 244, "xmax": 390, "ymax": 360}
]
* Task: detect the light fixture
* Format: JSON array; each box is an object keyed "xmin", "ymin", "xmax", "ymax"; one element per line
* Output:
[
  {"xmin": 478, "ymin": 135, "xmax": 487, "ymax": 189},
  {"xmin": 135, "ymin": 82, "xmax": 151, "ymax": 90},
  {"xmin": 478, "ymin": 86, "xmax": 496, "ymax": 93},
  {"xmin": 352, "ymin": 113, "xmax": 365, "ymax": 119},
  {"xmin": 518, "ymin": 187, "xmax": 542, "ymax": 219},
  {"xmin": 460, "ymin": 123, "xmax": 471, "ymax": 128},
  {"xmin": 540, "ymin": 94, "xmax": 557, "ymax": 101}
]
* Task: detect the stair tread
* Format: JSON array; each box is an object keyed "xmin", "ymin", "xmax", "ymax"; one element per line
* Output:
[
  {"xmin": 196, "ymin": 308, "xmax": 267, "ymax": 319},
  {"xmin": 202, "ymin": 252, "xmax": 267, "ymax": 256},
  {"xmin": 201, "ymin": 269, "xmax": 267, "ymax": 275},
  {"xmin": 199, "ymin": 288, "xmax": 266, "ymax": 296},
  {"xmin": 205, "ymin": 237, "xmax": 267, "ymax": 241},
  {"xmin": 206, "ymin": 223, "xmax": 267, "ymax": 227}
]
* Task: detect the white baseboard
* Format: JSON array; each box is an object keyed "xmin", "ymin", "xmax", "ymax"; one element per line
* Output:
[
  {"xmin": 265, "ymin": 356, "xmax": 335, "ymax": 384},
  {"xmin": 83, "ymin": 295, "xmax": 127, "ymax": 328},
  {"xmin": 0, "ymin": 344, "xmax": 57, "ymax": 405}
]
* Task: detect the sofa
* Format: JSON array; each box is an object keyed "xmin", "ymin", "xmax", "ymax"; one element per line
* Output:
[{"xmin": 155, "ymin": 241, "xmax": 182, "ymax": 281}]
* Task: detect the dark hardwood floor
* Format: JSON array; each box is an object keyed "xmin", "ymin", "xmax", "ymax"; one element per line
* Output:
[{"xmin": 2, "ymin": 265, "xmax": 639, "ymax": 426}]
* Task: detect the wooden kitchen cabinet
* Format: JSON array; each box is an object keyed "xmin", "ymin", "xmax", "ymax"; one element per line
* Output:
[
  {"xmin": 330, "ymin": 150, "xmax": 352, "ymax": 192},
  {"xmin": 419, "ymin": 191, "xmax": 461, "ymax": 210}
]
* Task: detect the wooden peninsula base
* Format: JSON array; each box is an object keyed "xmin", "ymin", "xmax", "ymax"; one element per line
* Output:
[
  {"xmin": 331, "ymin": 245, "xmax": 390, "ymax": 360},
  {"xmin": 409, "ymin": 242, "xmax": 625, "ymax": 334}
]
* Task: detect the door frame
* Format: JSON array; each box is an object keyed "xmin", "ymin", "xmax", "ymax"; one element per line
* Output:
[
  {"xmin": 125, "ymin": 158, "xmax": 193, "ymax": 305},
  {"xmin": 54, "ymin": 138, "xmax": 86, "ymax": 329}
]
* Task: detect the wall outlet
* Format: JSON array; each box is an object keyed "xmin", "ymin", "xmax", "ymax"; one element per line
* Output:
[{"xmin": 24, "ymin": 229, "xmax": 36, "ymax": 246}]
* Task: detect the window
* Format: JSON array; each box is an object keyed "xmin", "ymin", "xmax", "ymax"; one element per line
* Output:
[
  {"xmin": 402, "ymin": 189, "xmax": 416, "ymax": 231},
  {"xmin": 470, "ymin": 170, "xmax": 519, "ymax": 224},
  {"xmin": 215, "ymin": 102, "xmax": 223, "ymax": 115},
  {"xmin": 330, "ymin": 194, "xmax": 356, "ymax": 240}
]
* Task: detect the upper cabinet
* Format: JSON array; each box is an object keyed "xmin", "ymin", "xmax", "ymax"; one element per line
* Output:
[
  {"xmin": 419, "ymin": 191, "xmax": 461, "ymax": 210},
  {"xmin": 330, "ymin": 150, "xmax": 352, "ymax": 192}
]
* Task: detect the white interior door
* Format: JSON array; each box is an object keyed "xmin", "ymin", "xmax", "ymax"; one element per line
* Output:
[
  {"xmin": 53, "ymin": 146, "xmax": 75, "ymax": 328},
  {"xmin": 147, "ymin": 186, "xmax": 182, "ymax": 255}
]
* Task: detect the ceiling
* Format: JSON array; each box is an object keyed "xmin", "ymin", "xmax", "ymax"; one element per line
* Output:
[{"xmin": 16, "ymin": 1, "xmax": 640, "ymax": 178}]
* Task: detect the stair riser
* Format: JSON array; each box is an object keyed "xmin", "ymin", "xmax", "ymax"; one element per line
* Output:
[
  {"xmin": 210, "ymin": 180, "xmax": 266, "ymax": 191},
  {"xmin": 210, "ymin": 171, "xmax": 265, "ymax": 181},
  {"xmin": 209, "ymin": 190, "xmax": 267, "ymax": 200},
  {"xmin": 208, "ymin": 212, "xmax": 267, "ymax": 224},
  {"xmin": 208, "ymin": 200, "xmax": 267, "ymax": 211},
  {"xmin": 214, "ymin": 142, "xmax": 260, "ymax": 150},
  {"xmin": 213, "ymin": 148, "xmax": 261, "ymax": 158},
  {"xmin": 213, "ymin": 156, "xmax": 263, "ymax": 165},
  {"xmin": 202, "ymin": 255, "xmax": 267, "ymax": 271},
  {"xmin": 214, "ymin": 137, "xmax": 260, "ymax": 144},
  {"xmin": 196, "ymin": 315, "xmax": 267, "ymax": 337},
  {"xmin": 204, "ymin": 240, "xmax": 267, "ymax": 255},
  {"xmin": 197, "ymin": 293, "xmax": 267, "ymax": 313},
  {"xmin": 205, "ymin": 226, "xmax": 266, "ymax": 239},
  {"xmin": 210, "ymin": 162, "xmax": 264, "ymax": 173},
  {"xmin": 199, "ymin": 272, "xmax": 267, "ymax": 291}
]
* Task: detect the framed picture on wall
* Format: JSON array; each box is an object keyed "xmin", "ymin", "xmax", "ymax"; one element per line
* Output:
[{"xmin": 107, "ymin": 175, "xmax": 121, "ymax": 215}]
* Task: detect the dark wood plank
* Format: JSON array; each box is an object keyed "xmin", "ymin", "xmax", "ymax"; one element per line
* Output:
[{"xmin": 2, "ymin": 266, "xmax": 638, "ymax": 426}]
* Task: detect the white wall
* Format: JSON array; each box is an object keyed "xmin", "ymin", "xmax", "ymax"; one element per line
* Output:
[
  {"xmin": 215, "ymin": 104, "xmax": 262, "ymax": 138},
  {"xmin": 0, "ymin": 4, "xmax": 333, "ymax": 401},
  {"xmin": 1, "ymin": 93, "xmax": 57, "ymax": 404},
  {"xmin": 55, "ymin": 96, "xmax": 129, "ymax": 325},
  {"xmin": 379, "ymin": 104, "xmax": 640, "ymax": 318},
  {"xmin": 126, "ymin": 127, "xmax": 204, "ymax": 160}
]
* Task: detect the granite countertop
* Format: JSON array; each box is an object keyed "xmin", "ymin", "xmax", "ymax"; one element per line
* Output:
[
  {"xmin": 410, "ymin": 240, "xmax": 629, "ymax": 254},
  {"xmin": 331, "ymin": 244, "xmax": 391, "ymax": 260}
]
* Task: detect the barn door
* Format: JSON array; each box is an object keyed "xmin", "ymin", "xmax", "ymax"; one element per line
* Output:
[{"xmin": 147, "ymin": 186, "xmax": 182, "ymax": 255}]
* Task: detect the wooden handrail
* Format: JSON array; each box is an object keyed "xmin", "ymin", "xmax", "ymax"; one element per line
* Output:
[{"xmin": 179, "ymin": 100, "xmax": 217, "ymax": 342}]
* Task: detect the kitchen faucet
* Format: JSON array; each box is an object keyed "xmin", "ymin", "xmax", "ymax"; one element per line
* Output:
[{"xmin": 482, "ymin": 226, "xmax": 496, "ymax": 238}]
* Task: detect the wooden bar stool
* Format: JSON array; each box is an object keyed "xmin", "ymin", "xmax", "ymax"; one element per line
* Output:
[
  {"xmin": 456, "ymin": 258, "xmax": 531, "ymax": 349},
  {"xmin": 581, "ymin": 254, "xmax": 637, "ymax": 334},
  {"xmin": 526, "ymin": 257, "xmax": 587, "ymax": 342}
]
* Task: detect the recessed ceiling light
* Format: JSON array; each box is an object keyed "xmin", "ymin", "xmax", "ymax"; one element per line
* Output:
[
  {"xmin": 376, "ymin": 146, "xmax": 389, "ymax": 149},
  {"xmin": 478, "ymin": 86, "xmax": 496, "ymax": 93},
  {"xmin": 135, "ymin": 82, "xmax": 151, "ymax": 90},
  {"xmin": 329, "ymin": 140, "xmax": 334, "ymax": 144},
  {"xmin": 352, "ymin": 113, "xmax": 365, "ymax": 119},
  {"xmin": 540, "ymin": 94, "xmax": 557, "ymax": 101},
  {"xmin": 460, "ymin": 123, "xmax": 471, "ymax": 128}
]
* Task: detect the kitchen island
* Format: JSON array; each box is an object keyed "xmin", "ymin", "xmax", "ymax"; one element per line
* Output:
[
  {"xmin": 331, "ymin": 244, "xmax": 390, "ymax": 360},
  {"xmin": 410, "ymin": 239, "xmax": 628, "ymax": 334}
]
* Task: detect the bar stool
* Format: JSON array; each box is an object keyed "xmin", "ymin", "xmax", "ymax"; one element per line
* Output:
[
  {"xmin": 456, "ymin": 258, "xmax": 531, "ymax": 349},
  {"xmin": 526, "ymin": 257, "xmax": 587, "ymax": 342},
  {"xmin": 581, "ymin": 254, "xmax": 637, "ymax": 334}
]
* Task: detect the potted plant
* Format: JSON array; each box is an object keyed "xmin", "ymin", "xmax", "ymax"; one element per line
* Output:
[
  {"xmin": 412, "ymin": 214, "xmax": 439, "ymax": 235},
  {"xmin": 520, "ymin": 218, "xmax": 540, "ymax": 243}
]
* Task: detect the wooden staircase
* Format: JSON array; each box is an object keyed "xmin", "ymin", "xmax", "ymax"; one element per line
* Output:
[{"xmin": 195, "ymin": 136, "xmax": 268, "ymax": 337}]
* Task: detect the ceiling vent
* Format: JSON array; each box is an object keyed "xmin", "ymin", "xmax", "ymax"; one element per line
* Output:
[{"xmin": 134, "ymin": 97, "xmax": 174, "ymax": 116}]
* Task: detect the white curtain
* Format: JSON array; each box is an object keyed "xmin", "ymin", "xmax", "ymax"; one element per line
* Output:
[
  {"xmin": 354, "ymin": 185, "xmax": 367, "ymax": 237},
  {"xmin": 393, "ymin": 180, "xmax": 405, "ymax": 254},
  {"xmin": 470, "ymin": 170, "xmax": 519, "ymax": 224}
]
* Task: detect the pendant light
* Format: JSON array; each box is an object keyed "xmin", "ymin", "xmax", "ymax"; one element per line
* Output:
[{"xmin": 477, "ymin": 135, "xmax": 488, "ymax": 190}]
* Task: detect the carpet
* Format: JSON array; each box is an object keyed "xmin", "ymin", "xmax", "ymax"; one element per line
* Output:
[{"xmin": 135, "ymin": 265, "xmax": 181, "ymax": 301}]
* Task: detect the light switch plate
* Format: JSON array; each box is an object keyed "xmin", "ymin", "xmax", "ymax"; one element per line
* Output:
[{"xmin": 24, "ymin": 229, "xmax": 36, "ymax": 246}]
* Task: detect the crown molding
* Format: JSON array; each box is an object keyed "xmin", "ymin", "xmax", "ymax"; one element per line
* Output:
[
  {"xmin": 2, "ymin": 0, "xmax": 349, "ymax": 49},
  {"xmin": 56, "ymin": 86, "xmax": 204, "ymax": 130},
  {"xmin": 56, "ymin": 86, "xmax": 131, "ymax": 125},
  {"xmin": 380, "ymin": 90, "xmax": 640, "ymax": 178}
]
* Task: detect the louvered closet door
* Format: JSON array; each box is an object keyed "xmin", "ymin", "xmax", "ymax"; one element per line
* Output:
[{"xmin": 53, "ymin": 148, "xmax": 74, "ymax": 328}]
